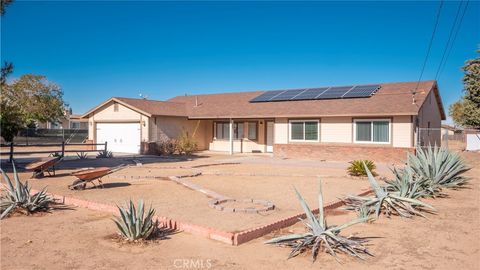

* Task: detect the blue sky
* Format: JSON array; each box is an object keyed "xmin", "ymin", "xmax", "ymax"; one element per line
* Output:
[{"xmin": 1, "ymin": 1, "xmax": 479, "ymax": 122}]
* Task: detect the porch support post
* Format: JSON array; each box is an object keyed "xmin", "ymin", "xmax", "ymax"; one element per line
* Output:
[{"xmin": 229, "ymin": 118, "xmax": 233, "ymax": 155}]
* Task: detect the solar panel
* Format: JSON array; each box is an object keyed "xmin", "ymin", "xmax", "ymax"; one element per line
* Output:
[
  {"xmin": 343, "ymin": 85, "xmax": 380, "ymax": 98},
  {"xmin": 249, "ymin": 90, "xmax": 285, "ymax": 102},
  {"xmin": 317, "ymin": 86, "xmax": 354, "ymax": 99},
  {"xmin": 290, "ymin": 88, "xmax": 329, "ymax": 100},
  {"xmin": 249, "ymin": 84, "xmax": 381, "ymax": 102},
  {"xmin": 270, "ymin": 89, "xmax": 306, "ymax": 101}
]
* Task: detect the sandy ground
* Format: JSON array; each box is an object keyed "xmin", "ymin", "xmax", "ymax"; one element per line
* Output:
[
  {"xmin": 19, "ymin": 162, "xmax": 370, "ymax": 232},
  {"xmin": 1, "ymin": 152, "xmax": 478, "ymax": 269}
]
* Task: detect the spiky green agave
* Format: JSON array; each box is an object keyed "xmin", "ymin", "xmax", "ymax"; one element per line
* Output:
[
  {"xmin": 347, "ymin": 160, "xmax": 377, "ymax": 177},
  {"xmin": 344, "ymin": 162, "xmax": 435, "ymax": 219},
  {"xmin": 385, "ymin": 167, "xmax": 430, "ymax": 199},
  {"xmin": 113, "ymin": 200, "xmax": 157, "ymax": 241},
  {"xmin": 265, "ymin": 179, "xmax": 371, "ymax": 262},
  {"xmin": 406, "ymin": 145, "xmax": 470, "ymax": 196},
  {"xmin": 76, "ymin": 152, "xmax": 88, "ymax": 159},
  {"xmin": 0, "ymin": 163, "xmax": 53, "ymax": 219},
  {"xmin": 96, "ymin": 150, "xmax": 113, "ymax": 158}
]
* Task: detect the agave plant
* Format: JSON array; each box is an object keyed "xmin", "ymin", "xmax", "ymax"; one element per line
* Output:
[
  {"xmin": 344, "ymin": 162, "xmax": 435, "ymax": 219},
  {"xmin": 0, "ymin": 163, "xmax": 54, "ymax": 219},
  {"xmin": 385, "ymin": 167, "xmax": 430, "ymax": 199},
  {"xmin": 113, "ymin": 200, "xmax": 157, "ymax": 241},
  {"xmin": 265, "ymin": 179, "xmax": 371, "ymax": 262},
  {"xmin": 76, "ymin": 152, "xmax": 88, "ymax": 159},
  {"xmin": 347, "ymin": 160, "xmax": 377, "ymax": 177},
  {"xmin": 96, "ymin": 150, "xmax": 113, "ymax": 158},
  {"xmin": 406, "ymin": 145, "xmax": 470, "ymax": 196}
]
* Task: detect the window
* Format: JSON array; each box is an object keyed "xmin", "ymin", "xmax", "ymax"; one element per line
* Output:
[
  {"xmin": 354, "ymin": 119, "xmax": 390, "ymax": 144},
  {"xmin": 289, "ymin": 120, "xmax": 319, "ymax": 141},
  {"xmin": 215, "ymin": 122, "xmax": 244, "ymax": 140},
  {"xmin": 114, "ymin": 103, "xmax": 119, "ymax": 112},
  {"xmin": 248, "ymin": 122, "xmax": 258, "ymax": 140},
  {"xmin": 70, "ymin": 121, "xmax": 80, "ymax": 129}
]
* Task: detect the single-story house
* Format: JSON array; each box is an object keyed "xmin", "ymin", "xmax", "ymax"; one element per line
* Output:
[
  {"xmin": 81, "ymin": 80, "xmax": 445, "ymax": 162},
  {"xmin": 38, "ymin": 114, "xmax": 88, "ymax": 130}
]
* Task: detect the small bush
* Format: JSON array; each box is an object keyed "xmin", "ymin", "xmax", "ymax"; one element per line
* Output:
[
  {"xmin": 348, "ymin": 160, "xmax": 377, "ymax": 177},
  {"xmin": 157, "ymin": 139, "xmax": 177, "ymax": 155},
  {"xmin": 96, "ymin": 150, "xmax": 113, "ymax": 158},
  {"xmin": 76, "ymin": 152, "xmax": 88, "ymax": 159},
  {"xmin": 0, "ymin": 163, "xmax": 54, "ymax": 219},
  {"xmin": 176, "ymin": 130, "xmax": 197, "ymax": 155},
  {"xmin": 113, "ymin": 200, "xmax": 157, "ymax": 241}
]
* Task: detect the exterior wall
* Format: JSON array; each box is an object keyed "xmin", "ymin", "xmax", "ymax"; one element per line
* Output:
[
  {"xmin": 417, "ymin": 90, "xmax": 442, "ymax": 146},
  {"xmin": 208, "ymin": 120, "xmax": 267, "ymax": 153},
  {"xmin": 151, "ymin": 116, "xmax": 210, "ymax": 150},
  {"xmin": 392, "ymin": 115, "xmax": 413, "ymax": 148},
  {"xmin": 274, "ymin": 118, "xmax": 288, "ymax": 144},
  {"xmin": 274, "ymin": 144, "xmax": 414, "ymax": 164},
  {"xmin": 320, "ymin": 117, "xmax": 352, "ymax": 143}
]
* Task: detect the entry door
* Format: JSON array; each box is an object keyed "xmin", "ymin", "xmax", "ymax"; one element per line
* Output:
[
  {"xmin": 96, "ymin": 123, "xmax": 141, "ymax": 154},
  {"xmin": 266, "ymin": 121, "xmax": 274, "ymax": 153}
]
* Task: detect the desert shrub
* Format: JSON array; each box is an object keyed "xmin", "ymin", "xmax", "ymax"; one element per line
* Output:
[
  {"xmin": 0, "ymin": 163, "xmax": 54, "ymax": 219},
  {"xmin": 113, "ymin": 200, "xmax": 157, "ymax": 241},
  {"xmin": 344, "ymin": 162, "xmax": 435, "ymax": 219},
  {"xmin": 405, "ymin": 146, "xmax": 470, "ymax": 196},
  {"xmin": 266, "ymin": 179, "xmax": 371, "ymax": 262},
  {"xmin": 96, "ymin": 150, "xmax": 113, "ymax": 158},
  {"xmin": 76, "ymin": 152, "xmax": 88, "ymax": 159},
  {"xmin": 157, "ymin": 139, "xmax": 178, "ymax": 155},
  {"xmin": 347, "ymin": 160, "xmax": 377, "ymax": 177},
  {"xmin": 177, "ymin": 130, "xmax": 197, "ymax": 155}
]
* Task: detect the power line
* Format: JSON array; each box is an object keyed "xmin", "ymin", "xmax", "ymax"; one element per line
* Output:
[
  {"xmin": 434, "ymin": 1, "xmax": 464, "ymax": 81},
  {"xmin": 414, "ymin": 0, "xmax": 444, "ymax": 92},
  {"xmin": 436, "ymin": 0, "xmax": 470, "ymax": 80}
]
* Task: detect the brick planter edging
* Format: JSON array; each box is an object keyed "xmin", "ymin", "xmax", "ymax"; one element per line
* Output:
[
  {"xmin": 30, "ymin": 188, "xmax": 371, "ymax": 246},
  {"xmin": 232, "ymin": 188, "xmax": 373, "ymax": 246},
  {"xmin": 30, "ymin": 188, "xmax": 235, "ymax": 245}
]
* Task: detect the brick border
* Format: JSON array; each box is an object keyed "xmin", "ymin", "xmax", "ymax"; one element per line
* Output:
[
  {"xmin": 232, "ymin": 188, "xmax": 373, "ymax": 245},
  {"xmin": 30, "ymin": 187, "xmax": 371, "ymax": 246}
]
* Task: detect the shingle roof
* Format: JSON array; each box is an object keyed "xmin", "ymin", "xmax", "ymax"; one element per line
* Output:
[
  {"xmin": 114, "ymin": 97, "xmax": 187, "ymax": 117},
  {"xmin": 167, "ymin": 81, "xmax": 446, "ymax": 120},
  {"xmin": 82, "ymin": 80, "xmax": 446, "ymax": 120}
]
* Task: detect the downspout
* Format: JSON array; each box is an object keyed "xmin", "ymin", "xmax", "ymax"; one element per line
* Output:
[{"xmin": 229, "ymin": 118, "xmax": 233, "ymax": 155}]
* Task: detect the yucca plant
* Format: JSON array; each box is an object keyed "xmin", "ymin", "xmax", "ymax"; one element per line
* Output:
[
  {"xmin": 0, "ymin": 163, "xmax": 54, "ymax": 219},
  {"xmin": 406, "ymin": 145, "xmax": 470, "ymax": 196},
  {"xmin": 265, "ymin": 179, "xmax": 371, "ymax": 262},
  {"xmin": 344, "ymin": 162, "xmax": 435, "ymax": 219},
  {"xmin": 76, "ymin": 152, "xmax": 88, "ymax": 159},
  {"xmin": 96, "ymin": 150, "xmax": 113, "ymax": 158},
  {"xmin": 347, "ymin": 160, "xmax": 377, "ymax": 177},
  {"xmin": 113, "ymin": 200, "xmax": 157, "ymax": 241}
]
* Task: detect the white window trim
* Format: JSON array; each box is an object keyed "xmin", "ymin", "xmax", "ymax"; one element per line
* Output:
[
  {"xmin": 289, "ymin": 120, "xmax": 320, "ymax": 142},
  {"xmin": 353, "ymin": 118, "xmax": 391, "ymax": 144}
]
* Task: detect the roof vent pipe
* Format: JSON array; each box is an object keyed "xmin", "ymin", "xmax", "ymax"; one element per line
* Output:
[
  {"xmin": 411, "ymin": 90, "xmax": 416, "ymax": 105},
  {"xmin": 195, "ymin": 96, "xmax": 198, "ymax": 107}
]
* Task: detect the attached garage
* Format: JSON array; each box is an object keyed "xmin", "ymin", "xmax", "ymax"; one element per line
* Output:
[
  {"xmin": 81, "ymin": 97, "xmax": 190, "ymax": 155},
  {"xmin": 96, "ymin": 123, "xmax": 141, "ymax": 154}
]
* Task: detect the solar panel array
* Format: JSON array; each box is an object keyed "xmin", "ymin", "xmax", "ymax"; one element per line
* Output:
[{"xmin": 249, "ymin": 84, "xmax": 380, "ymax": 103}]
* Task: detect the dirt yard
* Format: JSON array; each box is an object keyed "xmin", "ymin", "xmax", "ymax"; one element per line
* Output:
[
  {"xmin": 21, "ymin": 161, "xmax": 370, "ymax": 232},
  {"xmin": 1, "ymin": 152, "xmax": 479, "ymax": 269}
]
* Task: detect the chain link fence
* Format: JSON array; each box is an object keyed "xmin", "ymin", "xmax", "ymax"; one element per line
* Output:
[
  {"xmin": 417, "ymin": 127, "xmax": 480, "ymax": 151},
  {"xmin": 1, "ymin": 128, "xmax": 88, "ymax": 145}
]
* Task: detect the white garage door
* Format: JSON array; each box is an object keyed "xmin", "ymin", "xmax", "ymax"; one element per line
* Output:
[{"xmin": 96, "ymin": 123, "xmax": 141, "ymax": 154}]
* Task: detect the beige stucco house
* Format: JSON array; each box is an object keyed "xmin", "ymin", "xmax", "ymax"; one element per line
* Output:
[{"xmin": 81, "ymin": 80, "xmax": 445, "ymax": 162}]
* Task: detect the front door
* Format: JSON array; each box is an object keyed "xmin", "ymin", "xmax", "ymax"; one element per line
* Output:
[{"xmin": 266, "ymin": 121, "xmax": 274, "ymax": 153}]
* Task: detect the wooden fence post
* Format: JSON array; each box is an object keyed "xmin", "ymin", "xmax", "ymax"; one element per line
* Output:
[
  {"xmin": 104, "ymin": 141, "xmax": 108, "ymax": 152},
  {"xmin": 61, "ymin": 141, "xmax": 65, "ymax": 157}
]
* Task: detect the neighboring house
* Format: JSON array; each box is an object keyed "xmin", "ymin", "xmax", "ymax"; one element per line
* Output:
[
  {"xmin": 37, "ymin": 114, "xmax": 88, "ymax": 130},
  {"xmin": 441, "ymin": 124, "xmax": 458, "ymax": 136},
  {"xmin": 81, "ymin": 80, "xmax": 445, "ymax": 162}
]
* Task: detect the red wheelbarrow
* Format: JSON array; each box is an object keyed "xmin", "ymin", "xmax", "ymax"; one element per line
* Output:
[
  {"xmin": 25, "ymin": 156, "xmax": 63, "ymax": 178},
  {"xmin": 68, "ymin": 165, "xmax": 127, "ymax": 190}
]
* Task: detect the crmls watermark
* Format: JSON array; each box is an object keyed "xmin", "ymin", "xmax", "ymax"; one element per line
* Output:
[{"xmin": 173, "ymin": 259, "xmax": 213, "ymax": 269}]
